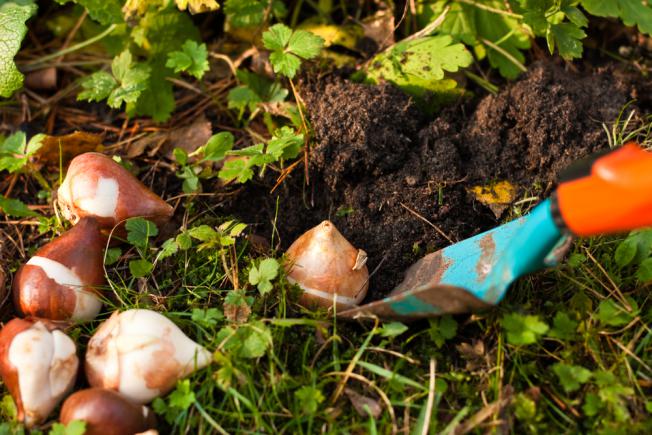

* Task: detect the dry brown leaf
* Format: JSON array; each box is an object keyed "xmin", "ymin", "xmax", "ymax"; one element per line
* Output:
[
  {"xmin": 224, "ymin": 298, "xmax": 251, "ymax": 324},
  {"xmin": 344, "ymin": 388, "xmax": 382, "ymax": 418},
  {"xmin": 24, "ymin": 68, "xmax": 57, "ymax": 91},
  {"xmin": 31, "ymin": 131, "xmax": 103, "ymax": 168},
  {"xmin": 126, "ymin": 115, "xmax": 213, "ymax": 160},
  {"xmin": 362, "ymin": 8, "xmax": 395, "ymax": 51}
]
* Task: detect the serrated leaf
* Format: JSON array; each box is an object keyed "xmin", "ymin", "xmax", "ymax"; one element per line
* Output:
[
  {"xmin": 428, "ymin": 315, "xmax": 458, "ymax": 347},
  {"xmin": 158, "ymin": 238, "xmax": 178, "ymax": 260},
  {"xmin": 295, "ymin": 386, "xmax": 324, "ymax": 415},
  {"xmin": 249, "ymin": 258, "xmax": 279, "ymax": 294},
  {"xmin": 57, "ymin": 0, "xmax": 122, "ymax": 25},
  {"xmin": 202, "ymin": 132, "xmax": 234, "ymax": 162},
  {"xmin": 503, "ymin": 313, "xmax": 549, "ymax": 345},
  {"xmin": 548, "ymin": 311, "xmax": 578, "ymax": 340},
  {"xmin": 78, "ymin": 71, "xmax": 117, "ymax": 102},
  {"xmin": 166, "ymin": 40, "xmax": 209, "ymax": 79},
  {"xmin": 581, "ymin": 0, "xmax": 652, "ymax": 35},
  {"xmin": 548, "ymin": 22, "xmax": 586, "ymax": 59},
  {"xmin": 219, "ymin": 157, "xmax": 254, "ymax": 183},
  {"xmin": 125, "ymin": 217, "xmax": 159, "ymax": 248},
  {"xmin": 49, "ymin": 420, "xmax": 87, "ymax": 435},
  {"xmin": 104, "ymin": 247, "xmax": 122, "ymax": 265},
  {"xmin": 262, "ymin": 23, "xmax": 293, "ymax": 51},
  {"xmin": 288, "ymin": 29, "xmax": 325, "ymax": 59},
  {"xmin": 191, "ymin": 307, "xmax": 224, "ymax": 327},
  {"xmin": 366, "ymin": 35, "xmax": 472, "ymax": 97},
  {"xmin": 224, "ymin": 0, "xmax": 265, "ymax": 27},
  {"xmin": 168, "ymin": 379, "xmax": 195, "ymax": 410},
  {"xmin": 267, "ymin": 127, "xmax": 303, "ymax": 160},
  {"xmin": 0, "ymin": 0, "xmax": 38, "ymax": 98},
  {"xmin": 0, "ymin": 195, "xmax": 38, "ymax": 217},
  {"xmin": 132, "ymin": 65, "xmax": 175, "ymax": 122},
  {"xmin": 269, "ymin": 51, "xmax": 302, "ymax": 79},
  {"xmin": 552, "ymin": 363, "xmax": 592, "ymax": 393}
]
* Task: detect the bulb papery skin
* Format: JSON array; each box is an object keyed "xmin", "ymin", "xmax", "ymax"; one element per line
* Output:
[
  {"xmin": 285, "ymin": 220, "xmax": 369, "ymax": 309},
  {"xmin": 57, "ymin": 153, "xmax": 174, "ymax": 229},
  {"xmin": 60, "ymin": 388, "xmax": 157, "ymax": 435},
  {"xmin": 13, "ymin": 218, "xmax": 106, "ymax": 322},
  {"xmin": 0, "ymin": 318, "xmax": 79, "ymax": 428},
  {"xmin": 85, "ymin": 309, "xmax": 212, "ymax": 404}
]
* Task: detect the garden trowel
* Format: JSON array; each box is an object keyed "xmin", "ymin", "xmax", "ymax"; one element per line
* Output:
[{"xmin": 338, "ymin": 143, "xmax": 652, "ymax": 321}]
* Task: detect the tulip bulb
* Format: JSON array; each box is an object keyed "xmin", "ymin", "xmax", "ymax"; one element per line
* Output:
[
  {"xmin": 58, "ymin": 153, "xmax": 174, "ymax": 229},
  {"xmin": 60, "ymin": 388, "xmax": 157, "ymax": 435},
  {"xmin": 13, "ymin": 218, "xmax": 106, "ymax": 322},
  {"xmin": 85, "ymin": 309, "xmax": 212, "ymax": 404},
  {"xmin": 0, "ymin": 318, "xmax": 78, "ymax": 427},
  {"xmin": 285, "ymin": 220, "xmax": 369, "ymax": 309}
]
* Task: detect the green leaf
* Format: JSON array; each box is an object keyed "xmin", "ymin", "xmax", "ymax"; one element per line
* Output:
[
  {"xmin": 224, "ymin": 0, "xmax": 265, "ymax": 27},
  {"xmin": 615, "ymin": 236, "xmax": 638, "ymax": 267},
  {"xmin": 158, "ymin": 238, "xmax": 179, "ymax": 260},
  {"xmin": 583, "ymin": 392, "xmax": 602, "ymax": 416},
  {"xmin": 248, "ymin": 258, "xmax": 279, "ymax": 295},
  {"xmin": 168, "ymin": 379, "xmax": 196, "ymax": 410},
  {"xmin": 49, "ymin": 420, "xmax": 86, "ymax": 435},
  {"xmin": 294, "ymin": 386, "xmax": 325, "ymax": 415},
  {"xmin": 202, "ymin": 132, "xmax": 234, "ymax": 162},
  {"xmin": 56, "ymin": 0, "xmax": 123, "ymax": 25},
  {"xmin": 227, "ymin": 69, "xmax": 288, "ymax": 115},
  {"xmin": 219, "ymin": 157, "xmax": 255, "ymax": 183},
  {"xmin": 0, "ymin": 131, "xmax": 28, "ymax": 172},
  {"xmin": 637, "ymin": 258, "xmax": 652, "ymax": 282},
  {"xmin": 0, "ymin": 0, "xmax": 37, "ymax": 98},
  {"xmin": 581, "ymin": 0, "xmax": 652, "ymax": 35},
  {"xmin": 378, "ymin": 321, "xmax": 409, "ymax": 338},
  {"xmin": 503, "ymin": 313, "xmax": 549, "ymax": 345},
  {"xmin": 0, "ymin": 195, "xmax": 38, "ymax": 217},
  {"xmin": 263, "ymin": 24, "xmax": 324, "ymax": 79},
  {"xmin": 221, "ymin": 320, "xmax": 272, "ymax": 359},
  {"xmin": 548, "ymin": 311, "xmax": 578, "ymax": 340},
  {"xmin": 287, "ymin": 29, "xmax": 325, "ymax": 59},
  {"xmin": 548, "ymin": 22, "xmax": 586, "ymax": 59},
  {"xmin": 191, "ymin": 307, "xmax": 224, "ymax": 328},
  {"xmin": 173, "ymin": 147, "xmax": 189, "ymax": 165},
  {"xmin": 129, "ymin": 259, "xmax": 154, "ymax": 277},
  {"xmin": 104, "ymin": 247, "xmax": 122, "ymax": 266},
  {"xmin": 596, "ymin": 298, "xmax": 639, "ymax": 327},
  {"xmin": 552, "ymin": 363, "xmax": 592, "ymax": 393},
  {"xmin": 188, "ymin": 224, "xmax": 217, "ymax": 242},
  {"xmin": 428, "ymin": 315, "xmax": 458, "ymax": 347},
  {"xmin": 78, "ymin": 71, "xmax": 117, "ymax": 102},
  {"xmin": 365, "ymin": 35, "xmax": 472, "ymax": 98},
  {"xmin": 125, "ymin": 218, "xmax": 159, "ymax": 249},
  {"xmin": 262, "ymin": 23, "xmax": 293, "ymax": 51},
  {"xmin": 267, "ymin": 127, "xmax": 303, "ymax": 160},
  {"xmin": 166, "ymin": 40, "xmax": 209, "ymax": 80},
  {"xmin": 269, "ymin": 51, "xmax": 302, "ymax": 79}
]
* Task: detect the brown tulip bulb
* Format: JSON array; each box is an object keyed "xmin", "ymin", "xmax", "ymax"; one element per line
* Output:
[
  {"xmin": 0, "ymin": 318, "xmax": 78, "ymax": 428},
  {"xmin": 285, "ymin": 220, "xmax": 369, "ymax": 309},
  {"xmin": 57, "ymin": 152, "xmax": 174, "ymax": 229},
  {"xmin": 60, "ymin": 388, "xmax": 156, "ymax": 435},
  {"xmin": 13, "ymin": 218, "xmax": 106, "ymax": 322}
]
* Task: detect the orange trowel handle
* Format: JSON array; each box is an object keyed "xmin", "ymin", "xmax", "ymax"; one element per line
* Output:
[{"xmin": 555, "ymin": 143, "xmax": 652, "ymax": 237}]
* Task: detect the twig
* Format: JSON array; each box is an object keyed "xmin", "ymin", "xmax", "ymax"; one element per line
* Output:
[
  {"xmin": 399, "ymin": 202, "xmax": 455, "ymax": 244},
  {"xmin": 421, "ymin": 358, "xmax": 437, "ymax": 435}
]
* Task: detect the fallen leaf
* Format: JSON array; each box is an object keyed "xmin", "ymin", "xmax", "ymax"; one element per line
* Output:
[
  {"xmin": 468, "ymin": 180, "xmax": 517, "ymax": 218},
  {"xmin": 344, "ymin": 388, "xmax": 382, "ymax": 418},
  {"xmin": 24, "ymin": 67, "xmax": 57, "ymax": 91},
  {"xmin": 31, "ymin": 131, "xmax": 103, "ymax": 168},
  {"xmin": 361, "ymin": 8, "xmax": 395, "ymax": 51},
  {"xmin": 126, "ymin": 115, "xmax": 213, "ymax": 160},
  {"xmin": 224, "ymin": 298, "xmax": 251, "ymax": 323}
]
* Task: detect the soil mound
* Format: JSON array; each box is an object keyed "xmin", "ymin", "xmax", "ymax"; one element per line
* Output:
[{"xmin": 229, "ymin": 62, "xmax": 637, "ymax": 298}]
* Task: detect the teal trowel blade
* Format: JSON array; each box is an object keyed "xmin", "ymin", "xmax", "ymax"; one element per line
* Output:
[{"xmin": 338, "ymin": 199, "xmax": 570, "ymax": 321}]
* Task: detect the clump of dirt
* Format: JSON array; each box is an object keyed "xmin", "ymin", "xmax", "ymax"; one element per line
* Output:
[{"xmin": 228, "ymin": 61, "xmax": 638, "ymax": 298}]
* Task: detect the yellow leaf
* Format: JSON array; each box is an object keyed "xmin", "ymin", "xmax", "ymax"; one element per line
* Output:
[
  {"xmin": 298, "ymin": 23, "xmax": 363, "ymax": 49},
  {"xmin": 175, "ymin": 0, "xmax": 219, "ymax": 14},
  {"xmin": 468, "ymin": 181, "xmax": 517, "ymax": 218}
]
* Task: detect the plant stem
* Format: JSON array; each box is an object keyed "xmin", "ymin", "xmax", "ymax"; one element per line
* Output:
[{"xmin": 23, "ymin": 24, "xmax": 118, "ymax": 70}]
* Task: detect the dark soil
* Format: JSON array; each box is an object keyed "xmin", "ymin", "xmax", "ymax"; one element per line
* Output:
[{"xmin": 226, "ymin": 61, "xmax": 642, "ymax": 299}]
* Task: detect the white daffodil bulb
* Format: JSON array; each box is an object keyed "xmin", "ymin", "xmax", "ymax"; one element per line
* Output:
[
  {"xmin": 0, "ymin": 319, "xmax": 78, "ymax": 427},
  {"xmin": 85, "ymin": 309, "xmax": 212, "ymax": 404},
  {"xmin": 285, "ymin": 220, "xmax": 369, "ymax": 309}
]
